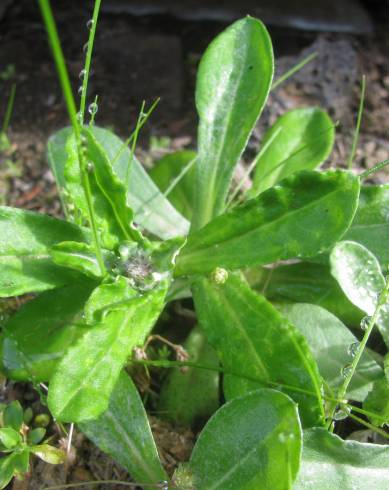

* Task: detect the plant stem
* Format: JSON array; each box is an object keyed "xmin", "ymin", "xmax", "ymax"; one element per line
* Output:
[
  {"xmin": 360, "ymin": 158, "xmax": 389, "ymax": 180},
  {"xmin": 126, "ymin": 100, "xmax": 146, "ymax": 187},
  {"xmin": 347, "ymin": 75, "xmax": 366, "ymax": 170},
  {"xmin": 1, "ymin": 83, "xmax": 16, "ymax": 134},
  {"xmin": 329, "ymin": 275, "xmax": 389, "ymax": 423},
  {"xmin": 38, "ymin": 0, "xmax": 106, "ymax": 274},
  {"xmin": 79, "ymin": 0, "xmax": 102, "ymax": 125},
  {"xmin": 348, "ymin": 412, "xmax": 389, "ymax": 441},
  {"xmin": 41, "ymin": 481, "xmax": 166, "ymax": 490},
  {"xmin": 271, "ymin": 52, "xmax": 318, "ymax": 91}
]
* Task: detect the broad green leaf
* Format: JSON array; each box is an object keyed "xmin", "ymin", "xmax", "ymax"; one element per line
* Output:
[
  {"xmin": 344, "ymin": 185, "xmax": 389, "ymax": 267},
  {"xmin": 48, "ymin": 127, "xmax": 189, "ymax": 239},
  {"xmin": 65, "ymin": 128, "xmax": 144, "ymax": 248},
  {"xmin": 278, "ymin": 303, "xmax": 383, "ymax": 402},
  {"xmin": 51, "ymin": 241, "xmax": 114, "ymax": 278},
  {"xmin": 30, "ymin": 444, "xmax": 66, "ymax": 465},
  {"xmin": 294, "ymin": 428, "xmax": 389, "ymax": 489},
  {"xmin": 0, "ymin": 206, "xmax": 88, "ymax": 296},
  {"xmin": 192, "ymin": 274, "xmax": 325, "ymax": 427},
  {"xmin": 330, "ymin": 241, "xmax": 389, "ymax": 347},
  {"xmin": 192, "ymin": 16, "xmax": 274, "ymax": 229},
  {"xmin": 48, "ymin": 280, "xmax": 168, "ymax": 422},
  {"xmin": 250, "ymin": 107, "xmax": 334, "ymax": 196},
  {"xmin": 3, "ymin": 401, "xmax": 23, "ymax": 431},
  {"xmin": 80, "ymin": 371, "xmax": 167, "ymax": 484},
  {"xmin": 363, "ymin": 378, "xmax": 389, "ymax": 426},
  {"xmin": 1, "ymin": 281, "xmax": 95, "ymax": 382},
  {"xmin": 189, "ymin": 389, "xmax": 302, "ymax": 490},
  {"xmin": 27, "ymin": 428, "xmax": 46, "ymax": 445},
  {"xmin": 177, "ymin": 170, "xmax": 360, "ymax": 276},
  {"xmin": 158, "ymin": 326, "xmax": 220, "ymax": 426},
  {"xmin": 246, "ymin": 262, "xmax": 363, "ymax": 326},
  {"xmin": 0, "ymin": 451, "xmax": 29, "ymax": 489},
  {"xmin": 0, "ymin": 428, "xmax": 21, "ymax": 449},
  {"xmin": 149, "ymin": 150, "xmax": 196, "ymax": 220}
]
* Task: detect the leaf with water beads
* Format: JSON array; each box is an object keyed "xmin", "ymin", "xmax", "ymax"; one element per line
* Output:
[
  {"xmin": 347, "ymin": 341, "xmax": 360, "ymax": 358},
  {"xmin": 330, "ymin": 241, "xmax": 389, "ymax": 348}
]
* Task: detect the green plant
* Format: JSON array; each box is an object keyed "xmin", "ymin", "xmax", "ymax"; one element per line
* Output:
[
  {"xmin": 0, "ymin": 401, "xmax": 65, "ymax": 487},
  {"xmin": 0, "ymin": 0, "xmax": 388, "ymax": 488}
]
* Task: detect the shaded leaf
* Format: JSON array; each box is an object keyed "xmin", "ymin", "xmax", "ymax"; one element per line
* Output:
[
  {"xmin": 294, "ymin": 428, "xmax": 389, "ymax": 489},
  {"xmin": 177, "ymin": 170, "xmax": 359, "ymax": 276},
  {"xmin": 158, "ymin": 326, "xmax": 219, "ymax": 426},
  {"xmin": 149, "ymin": 150, "xmax": 196, "ymax": 220},
  {"xmin": 0, "ymin": 206, "xmax": 88, "ymax": 297},
  {"xmin": 192, "ymin": 274, "xmax": 325, "ymax": 427},
  {"xmin": 0, "ymin": 451, "xmax": 29, "ymax": 489},
  {"xmin": 192, "ymin": 16, "xmax": 274, "ymax": 229},
  {"xmin": 80, "ymin": 371, "xmax": 167, "ymax": 484},
  {"xmin": 330, "ymin": 241, "xmax": 389, "ymax": 347},
  {"xmin": 48, "ymin": 280, "xmax": 168, "ymax": 422},
  {"xmin": 3, "ymin": 401, "xmax": 23, "ymax": 431},
  {"xmin": 250, "ymin": 107, "xmax": 334, "ymax": 196},
  {"xmin": 363, "ymin": 378, "xmax": 389, "ymax": 426},
  {"xmin": 278, "ymin": 303, "xmax": 383, "ymax": 402},
  {"xmin": 0, "ymin": 428, "xmax": 21, "ymax": 449},
  {"xmin": 2, "ymin": 281, "xmax": 96, "ymax": 382},
  {"xmin": 27, "ymin": 428, "xmax": 46, "ymax": 445},
  {"xmin": 189, "ymin": 389, "xmax": 302, "ymax": 490}
]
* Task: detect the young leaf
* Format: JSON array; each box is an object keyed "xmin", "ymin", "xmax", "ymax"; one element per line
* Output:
[
  {"xmin": 330, "ymin": 241, "xmax": 389, "ymax": 347},
  {"xmin": 51, "ymin": 241, "xmax": 114, "ymax": 278},
  {"xmin": 1, "ymin": 281, "xmax": 96, "ymax": 382},
  {"xmin": 80, "ymin": 371, "xmax": 167, "ymax": 484},
  {"xmin": 30, "ymin": 444, "xmax": 66, "ymax": 464},
  {"xmin": 344, "ymin": 185, "xmax": 389, "ymax": 267},
  {"xmin": 363, "ymin": 378, "xmax": 389, "ymax": 426},
  {"xmin": 65, "ymin": 128, "xmax": 144, "ymax": 248},
  {"xmin": 0, "ymin": 206, "xmax": 89, "ymax": 296},
  {"xmin": 294, "ymin": 428, "xmax": 389, "ymax": 489},
  {"xmin": 278, "ymin": 303, "xmax": 383, "ymax": 402},
  {"xmin": 48, "ymin": 281, "xmax": 168, "ymax": 422},
  {"xmin": 27, "ymin": 427, "xmax": 46, "ymax": 445},
  {"xmin": 158, "ymin": 326, "xmax": 220, "ymax": 426},
  {"xmin": 177, "ymin": 170, "xmax": 360, "ymax": 276},
  {"xmin": 192, "ymin": 16, "xmax": 274, "ymax": 229},
  {"xmin": 48, "ymin": 127, "xmax": 189, "ymax": 239},
  {"xmin": 192, "ymin": 274, "xmax": 325, "ymax": 427},
  {"xmin": 0, "ymin": 451, "xmax": 29, "ymax": 489},
  {"xmin": 250, "ymin": 107, "xmax": 334, "ymax": 196},
  {"xmin": 149, "ymin": 150, "xmax": 196, "ymax": 220},
  {"xmin": 188, "ymin": 389, "xmax": 302, "ymax": 490},
  {"xmin": 247, "ymin": 262, "xmax": 364, "ymax": 327},
  {"xmin": 0, "ymin": 428, "xmax": 22, "ymax": 449},
  {"xmin": 3, "ymin": 401, "xmax": 23, "ymax": 431}
]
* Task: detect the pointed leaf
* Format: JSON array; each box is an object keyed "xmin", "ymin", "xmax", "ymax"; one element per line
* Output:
[
  {"xmin": 247, "ymin": 262, "xmax": 363, "ymax": 327},
  {"xmin": 80, "ymin": 371, "xmax": 167, "ymax": 484},
  {"xmin": 0, "ymin": 428, "xmax": 22, "ymax": 449},
  {"xmin": 250, "ymin": 107, "xmax": 334, "ymax": 196},
  {"xmin": 294, "ymin": 428, "xmax": 389, "ymax": 489},
  {"xmin": 27, "ymin": 428, "xmax": 46, "ymax": 445},
  {"xmin": 177, "ymin": 170, "xmax": 359, "ymax": 276},
  {"xmin": 189, "ymin": 389, "xmax": 302, "ymax": 490},
  {"xmin": 192, "ymin": 16, "xmax": 274, "ymax": 229},
  {"xmin": 330, "ymin": 241, "xmax": 389, "ymax": 347},
  {"xmin": 3, "ymin": 401, "xmax": 23, "ymax": 431},
  {"xmin": 149, "ymin": 150, "xmax": 196, "ymax": 220},
  {"xmin": 48, "ymin": 127, "xmax": 189, "ymax": 239},
  {"xmin": 0, "ymin": 207, "xmax": 89, "ymax": 296},
  {"xmin": 193, "ymin": 274, "xmax": 325, "ymax": 427},
  {"xmin": 31, "ymin": 444, "xmax": 66, "ymax": 465},
  {"xmin": 48, "ymin": 281, "xmax": 168, "ymax": 422},
  {"xmin": 2, "ymin": 281, "xmax": 95, "ymax": 382},
  {"xmin": 158, "ymin": 326, "xmax": 219, "ymax": 426},
  {"xmin": 278, "ymin": 303, "xmax": 383, "ymax": 402}
]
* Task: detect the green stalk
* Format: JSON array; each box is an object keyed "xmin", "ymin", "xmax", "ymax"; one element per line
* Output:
[
  {"xmin": 78, "ymin": 0, "xmax": 102, "ymax": 124},
  {"xmin": 347, "ymin": 75, "xmax": 366, "ymax": 170},
  {"xmin": 38, "ymin": 0, "xmax": 105, "ymax": 274},
  {"xmin": 1, "ymin": 83, "xmax": 16, "ymax": 134},
  {"xmin": 328, "ymin": 275, "xmax": 389, "ymax": 424},
  {"xmin": 348, "ymin": 412, "xmax": 389, "ymax": 441},
  {"xmin": 271, "ymin": 52, "xmax": 318, "ymax": 91},
  {"xmin": 126, "ymin": 100, "xmax": 146, "ymax": 187},
  {"xmin": 360, "ymin": 158, "xmax": 389, "ymax": 180}
]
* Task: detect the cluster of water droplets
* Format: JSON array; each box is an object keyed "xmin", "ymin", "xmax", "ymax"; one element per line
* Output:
[
  {"xmin": 158, "ymin": 481, "xmax": 169, "ymax": 490},
  {"xmin": 333, "ymin": 405, "xmax": 351, "ymax": 421}
]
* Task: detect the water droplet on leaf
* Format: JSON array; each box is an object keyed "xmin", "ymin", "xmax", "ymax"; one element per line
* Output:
[
  {"xmin": 88, "ymin": 102, "xmax": 98, "ymax": 116},
  {"xmin": 333, "ymin": 405, "xmax": 351, "ymax": 421},
  {"xmin": 79, "ymin": 69, "xmax": 86, "ymax": 80},
  {"xmin": 341, "ymin": 364, "xmax": 353, "ymax": 378},
  {"xmin": 347, "ymin": 341, "xmax": 359, "ymax": 358},
  {"xmin": 86, "ymin": 19, "xmax": 94, "ymax": 30},
  {"xmin": 87, "ymin": 162, "xmax": 94, "ymax": 173},
  {"xmin": 360, "ymin": 315, "xmax": 371, "ymax": 331}
]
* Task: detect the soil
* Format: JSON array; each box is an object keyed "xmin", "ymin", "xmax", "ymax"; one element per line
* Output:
[{"xmin": 1, "ymin": 0, "xmax": 389, "ymax": 488}]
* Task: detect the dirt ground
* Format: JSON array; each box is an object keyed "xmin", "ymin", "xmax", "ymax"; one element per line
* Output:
[{"xmin": 1, "ymin": 0, "xmax": 389, "ymax": 488}]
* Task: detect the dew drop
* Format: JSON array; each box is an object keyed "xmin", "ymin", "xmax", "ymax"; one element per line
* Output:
[
  {"xmin": 76, "ymin": 111, "xmax": 83, "ymax": 123},
  {"xmin": 83, "ymin": 42, "xmax": 89, "ymax": 53},
  {"xmin": 78, "ymin": 86, "xmax": 84, "ymax": 95},
  {"xmin": 278, "ymin": 432, "xmax": 295, "ymax": 443},
  {"xmin": 159, "ymin": 481, "xmax": 169, "ymax": 490},
  {"xmin": 118, "ymin": 243, "xmax": 131, "ymax": 261},
  {"xmin": 347, "ymin": 341, "xmax": 360, "ymax": 358},
  {"xmin": 360, "ymin": 315, "xmax": 371, "ymax": 331},
  {"xmin": 88, "ymin": 101, "xmax": 98, "ymax": 116},
  {"xmin": 86, "ymin": 19, "xmax": 94, "ymax": 30},
  {"xmin": 79, "ymin": 69, "xmax": 86, "ymax": 80},
  {"xmin": 87, "ymin": 162, "xmax": 94, "ymax": 173},
  {"xmin": 210, "ymin": 267, "xmax": 228, "ymax": 285},
  {"xmin": 333, "ymin": 405, "xmax": 351, "ymax": 421},
  {"xmin": 341, "ymin": 364, "xmax": 353, "ymax": 378}
]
